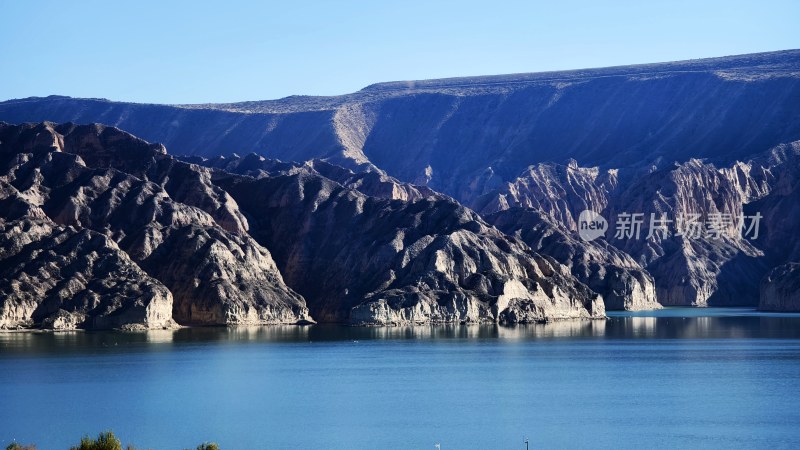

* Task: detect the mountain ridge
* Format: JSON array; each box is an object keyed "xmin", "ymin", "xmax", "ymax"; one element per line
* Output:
[
  {"xmin": 2, "ymin": 49, "xmax": 797, "ymax": 190},
  {"xmin": 6, "ymin": 49, "xmax": 797, "ymax": 113}
]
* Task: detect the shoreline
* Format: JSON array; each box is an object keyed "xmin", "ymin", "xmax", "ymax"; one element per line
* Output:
[{"xmin": 7, "ymin": 306, "xmax": 800, "ymax": 333}]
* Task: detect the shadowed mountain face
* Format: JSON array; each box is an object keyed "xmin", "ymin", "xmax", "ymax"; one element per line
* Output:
[
  {"xmin": 0, "ymin": 123, "xmax": 605, "ymax": 329},
  {"xmin": 761, "ymin": 263, "xmax": 800, "ymax": 311}
]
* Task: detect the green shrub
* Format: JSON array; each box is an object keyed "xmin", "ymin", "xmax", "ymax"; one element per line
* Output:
[
  {"xmin": 195, "ymin": 444, "xmax": 220, "ymax": 450},
  {"xmin": 6, "ymin": 443, "xmax": 37, "ymax": 450},
  {"xmin": 8, "ymin": 433, "xmax": 216, "ymax": 450},
  {"xmin": 69, "ymin": 431, "xmax": 123, "ymax": 450}
]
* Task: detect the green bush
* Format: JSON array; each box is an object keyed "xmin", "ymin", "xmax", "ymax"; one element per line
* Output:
[
  {"xmin": 6, "ymin": 443, "xmax": 37, "ymax": 450},
  {"xmin": 69, "ymin": 432, "xmax": 123, "ymax": 450},
  {"xmin": 6, "ymin": 433, "xmax": 217, "ymax": 450},
  {"xmin": 195, "ymin": 444, "xmax": 220, "ymax": 450}
]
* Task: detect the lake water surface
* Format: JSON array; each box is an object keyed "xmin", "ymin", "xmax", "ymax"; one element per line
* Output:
[{"xmin": 2, "ymin": 308, "xmax": 800, "ymax": 449}]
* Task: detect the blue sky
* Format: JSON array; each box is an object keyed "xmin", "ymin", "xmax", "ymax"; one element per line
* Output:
[{"xmin": 2, "ymin": 0, "xmax": 798, "ymax": 104}]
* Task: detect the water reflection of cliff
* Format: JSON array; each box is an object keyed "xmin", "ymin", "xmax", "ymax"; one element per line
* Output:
[
  {"xmin": 607, "ymin": 316, "xmax": 800, "ymax": 339},
  {"xmin": 3, "ymin": 315, "xmax": 800, "ymax": 355}
]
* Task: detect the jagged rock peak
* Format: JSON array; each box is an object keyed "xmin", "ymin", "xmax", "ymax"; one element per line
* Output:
[{"xmin": 0, "ymin": 122, "xmax": 310, "ymax": 329}]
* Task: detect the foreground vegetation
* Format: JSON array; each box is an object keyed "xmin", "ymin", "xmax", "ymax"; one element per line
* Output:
[{"xmin": 5, "ymin": 431, "xmax": 219, "ymax": 450}]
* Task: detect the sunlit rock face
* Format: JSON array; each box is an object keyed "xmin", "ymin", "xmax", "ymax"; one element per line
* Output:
[
  {"xmin": 474, "ymin": 161, "xmax": 619, "ymax": 228},
  {"xmin": 485, "ymin": 208, "xmax": 658, "ymax": 311},
  {"xmin": 0, "ymin": 122, "xmax": 309, "ymax": 328},
  {"xmin": 0, "ymin": 122, "xmax": 604, "ymax": 327},
  {"xmin": 602, "ymin": 143, "xmax": 800, "ymax": 307},
  {"xmin": 0, "ymin": 216, "xmax": 175, "ymax": 331},
  {"xmin": 483, "ymin": 144, "xmax": 800, "ymax": 308},
  {"xmin": 180, "ymin": 154, "xmax": 448, "ymax": 204},
  {"xmin": 601, "ymin": 160, "xmax": 767, "ymax": 307},
  {"xmin": 208, "ymin": 167, "xmax": 604, "ymax": 324}
]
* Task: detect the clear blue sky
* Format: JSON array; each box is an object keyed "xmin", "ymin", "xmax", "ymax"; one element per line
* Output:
[{"xmin": 2, "ymin": 0, "xmax": 798, "ymax": 104}]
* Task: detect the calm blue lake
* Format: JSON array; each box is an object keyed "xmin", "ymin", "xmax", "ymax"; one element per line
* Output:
[{"xmin": 2, "ymin": 308, "xmax": 800, "ymax": 449}]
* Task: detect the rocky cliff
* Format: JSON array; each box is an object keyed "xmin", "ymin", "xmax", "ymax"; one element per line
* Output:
[
  {"xmin": 0, "ymin": 216, "xmax": 175, "ymax": 330},
  {"xmin": 0, "ymin": 122, "xmax": 310, "ymax": 328},
  {"xmin": 207, "ymin": 165, "xmax": 604, "ymax": 323},
  {"xmin": 485, "ymin": 208, "xmax": 658, "ymax": 310},
  {"xmin": 480, "ymin": 148, "xmax": 799, "ymax": 307},
  {"xmin": 0, "ymin": 122, "xmax": 605, "ymax": 328}
]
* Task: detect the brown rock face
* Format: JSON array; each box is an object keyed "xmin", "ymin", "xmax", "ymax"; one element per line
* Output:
[
  {"xmin": 603, "ymin": 159, "xmax": 769, "ymax": 307},
  {"xmin": 137, "ymin": 224, "xmax": 308, "ymax": 325},
  {"xmin": 1, "ymin": 122, "xmax": 605, "ymax": 327},
  {"xmin": 0, "ymin": 122, "xmax": 309, "ymax": 328},
  {"xmin": 0, "ymin": 216, "xmax": 175, "ymax": 330},
  {"xmin": 208, "ymin": 168, "xmax": 604, "ymax": 324},
  {"xmin": 485, "ymin": 208, "xmax": 659, "ymax": 311},
  {"xmin": 7, "ymin": 119, "xmax": 800, "ymax": 317},
  {"xmin": 2, "ymin": 51, "xmax": 797, "ymax": 199},
  {"xmin": 474, "ymin": 162, "xmax": 618, "ymax": 228},
  {"xmin": 477, "ymin": 143, "xmax": 800, "ymax": 309},
  {"xmin": 181, "ymin": 153, "xmax": 448, "ymax": 203}
]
